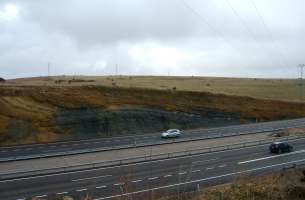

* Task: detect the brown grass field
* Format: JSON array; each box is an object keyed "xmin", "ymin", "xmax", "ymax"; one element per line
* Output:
[{"xmin": 5, "ymin": 75, "xmax": 305, "ymax": 102}]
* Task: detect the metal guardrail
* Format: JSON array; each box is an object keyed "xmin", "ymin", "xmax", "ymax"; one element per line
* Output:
[
  {"xmin": 0, "ymin": 123, "xmax": 301, "ymax": 163},
  {"xmin": 1, "ymin": 134, "xmax": 305, "ymax": 180}
]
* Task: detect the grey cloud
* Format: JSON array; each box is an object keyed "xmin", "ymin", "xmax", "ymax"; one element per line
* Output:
[
  {"xmin": 19, "ymin": 0, "xmax": 202, "ymax": 47},
  {"xmin": 1, "ymin": 0, "xmax": 305, "ymax": 78}
]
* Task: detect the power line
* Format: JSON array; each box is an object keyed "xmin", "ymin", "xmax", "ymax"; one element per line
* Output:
[
  {"xmin": 225, "ymin": 0, "xmax": 257, "ymax": 39},
  {"xmin": 225, "ymin": 0, "xmax": 285, "ymax": 68},
  {"xmin": 179, "ymin": 0, "xmax": 244, "ymax": 57},
  {"xmin": 298, "ymin": 64, "xmax": 305, "ymax": 101},
  {"xmin": 249, "ymin": 0, "xmax": 289, "ymax": 67}
]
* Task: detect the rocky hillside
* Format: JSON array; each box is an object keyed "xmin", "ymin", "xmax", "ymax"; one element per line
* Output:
[{"xmin": 1, "ymin": 85, "xmax": 305, "ymax": 145}]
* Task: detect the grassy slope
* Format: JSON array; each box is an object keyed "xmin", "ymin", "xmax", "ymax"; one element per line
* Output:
[
  {"xmin": 1, "ymin": 84, "xmax": 305, "ymax": 145},
  {"xmin": 7, "ymin": 76, "xmax": 305, "ymax": 102}
]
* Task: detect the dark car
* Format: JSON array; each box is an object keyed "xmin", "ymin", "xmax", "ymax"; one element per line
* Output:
[{"xmin": 269, "ymin": 142, "xmax": 293, "ymax": 154}]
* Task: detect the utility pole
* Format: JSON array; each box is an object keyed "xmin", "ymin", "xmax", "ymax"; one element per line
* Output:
[
  {"xmin": 299, "ymin": 64, "xmax": 305, "ymax": 101},
  {"xmin": 115, "ymin": 63, "xmax": 118, "ymax": 76},
  {"xmin": 47, "ymin": 62, "xmax": 50, "ymax": 78}
]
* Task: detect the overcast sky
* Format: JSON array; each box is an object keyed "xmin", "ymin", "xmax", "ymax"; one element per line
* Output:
[{"xmin": 1, "ymin": 0, "xmax": 305, "ymax": 79}]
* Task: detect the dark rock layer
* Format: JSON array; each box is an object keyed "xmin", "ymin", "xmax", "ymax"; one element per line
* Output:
[{"xmin": 55, "ymin": 107, "xmax": 247, "ymax": 140}]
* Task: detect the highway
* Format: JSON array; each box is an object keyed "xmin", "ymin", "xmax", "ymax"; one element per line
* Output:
[
  {"xmin": 1, "ymin": 136, "xmax": 305, "ymax": 200},
  {"xmin": 1, "ymin": 117, "xmax": 305, "ymax": 161}
]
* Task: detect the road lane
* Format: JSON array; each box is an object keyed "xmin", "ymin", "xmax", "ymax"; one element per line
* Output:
[
  {"xmin": 1, "ymin": 117, "xmax": 305, "ymax": 161},
  {"xmin": 1, "ymin": 137, "xmax": 305, "ymax": 200}
]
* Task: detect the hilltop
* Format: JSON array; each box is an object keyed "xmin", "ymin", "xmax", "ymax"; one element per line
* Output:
[{"xmin": 6, "ymin": 75, "xmax": 305, "ymax": 102}]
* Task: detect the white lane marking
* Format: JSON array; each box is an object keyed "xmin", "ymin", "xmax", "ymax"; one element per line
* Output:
[
  {"xmin": 94, "ymin": 158, "xmax": 305, "ymax": 200},
  {"xmin": 96, "ymin": 185, "xmax": 107, "ymax": 189},
  {"xmin": 131, "ymin": 179, "xmax": 142, "ymax": 183},
  {"xmin": 178, "ymin": 172, "xmax": 186, "ymax": 175},
  {"xmin": 16, "ymin": 198, "xmax": 25, "ymax": 200},
  {"xmin": 218, "ymin": 164, "xmax": 227, "ymax": 168},
  {"xmin": 164, "ymin": 174, "xmax": 172, "ymax": 178},
  {"xmin": 71, "ymin": 174, "xmax": 112, "ymax": 182},
  {"xmin": 148, "ymin": 177, "xmax": 159, "ymax": 180},
  {"xmin": 36, "ymin": 194, "xmax": 47, "ymax": 198},
  {"xmin": 114, "ymin": 182, "xmax": 124, "ymax": 186},
  {"xmin": 191, "ymin": 169, "xmax": 201, "ymax": 173},
  {"xmin": 76, "ymin": 188, "xmax": 87, "ymax": 192},
  {"xmin": 57, "ymin": 192, "xmax": 68, "ymax": 195},
  {"xmin": 206, "ymin": 167, "xmax": 214, "ymax": 170},
  {"xmin": 238, "ymin": 149, "xmax": 305, "ymax": 164},
  {"xmin": 192, "ymin": 158, "xmax": 218, "ymax": 164}
]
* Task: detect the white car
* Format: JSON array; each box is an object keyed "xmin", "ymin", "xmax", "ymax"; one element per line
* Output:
[{"xmin": 161, "ymin": 129, "xmax": 181, "ymax": 138}]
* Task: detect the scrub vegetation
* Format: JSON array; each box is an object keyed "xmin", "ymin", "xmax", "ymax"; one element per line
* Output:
[{"xmin": 161, "ymin": 167, "xmax": 305, "ymax": 200}]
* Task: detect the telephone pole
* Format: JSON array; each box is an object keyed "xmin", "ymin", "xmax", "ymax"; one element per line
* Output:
[
  {"xmin": 48, "ymin": 62, "xmax": 50, "ymax": 78},
  {"xmin": 298, "ymin": 64, "xmax": 305, "ymax": 101},
  {"xmin": 115, "ymin": 63, "xmax": 118, "ymax": 76}
]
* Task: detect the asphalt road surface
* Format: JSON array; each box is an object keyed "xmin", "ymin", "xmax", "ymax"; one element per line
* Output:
[
  {"xmin": 1, "ymin": 118, "xmax": 305, "ymax": 161},
  {"xmin": 1, "ymin": 136, "xmax": 305, "ymax": 200}
]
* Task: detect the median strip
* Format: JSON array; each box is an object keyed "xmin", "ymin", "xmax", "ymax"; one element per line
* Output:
[
  {"xmin": 1, "ymin": 119, "xmax": 302, "ymax": 163},
  {"xmin": 1, "ymin": 135, "xmax": 305, "ymax": 182}
]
